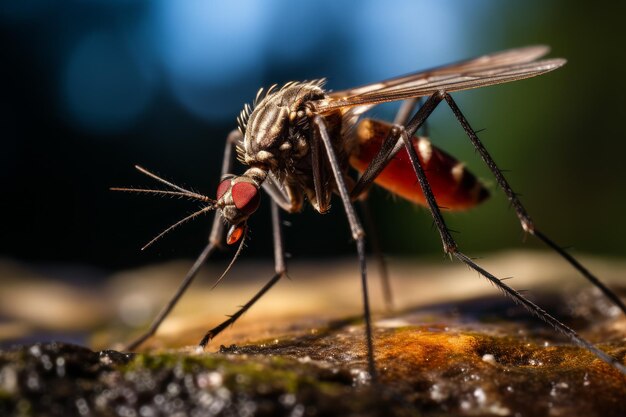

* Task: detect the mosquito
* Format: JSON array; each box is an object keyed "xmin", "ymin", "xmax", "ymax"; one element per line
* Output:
[{"xmin": 112, "ymin": 46, "xmax": 626, "ymax": 378}]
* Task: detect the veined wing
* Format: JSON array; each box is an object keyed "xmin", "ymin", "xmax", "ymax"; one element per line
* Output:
[{"xmin": 312, "ymin": 46, "xmax": 565, "ymax": 114}]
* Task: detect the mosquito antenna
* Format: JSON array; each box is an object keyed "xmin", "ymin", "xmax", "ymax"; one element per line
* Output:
[
  {"xmin": 210, "ymin": 225, "xmax": 248, "ymax": 291},
  {"xmin": 134, "ymin": 165, "xmax": 201, "ymax": 196},
  {"xmin": 110, "ymin": 187, "xmax": 213, "ymax": 203},
  {"xmin": 142, "ymin": 205, "xmax": 214, "ymax": 251}
]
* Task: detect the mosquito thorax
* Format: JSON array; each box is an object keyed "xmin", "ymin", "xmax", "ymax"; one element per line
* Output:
[{"xmin": 238, "ymin": 80, "xmax": 327, "ymax": 171}]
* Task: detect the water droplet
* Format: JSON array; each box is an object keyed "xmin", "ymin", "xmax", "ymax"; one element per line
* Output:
[{"xmin": 482, "ymin": 353, "xmax": 496, "ymax": 365}]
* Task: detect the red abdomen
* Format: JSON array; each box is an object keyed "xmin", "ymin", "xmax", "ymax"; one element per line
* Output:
[{"xmin": 350, "ymin": 119, "xmax": 488, "ymax": 210}]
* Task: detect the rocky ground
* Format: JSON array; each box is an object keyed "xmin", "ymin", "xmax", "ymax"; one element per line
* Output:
[{"xmin": 0, "ymin": 251, "xmax": 625, "ymax": 416}]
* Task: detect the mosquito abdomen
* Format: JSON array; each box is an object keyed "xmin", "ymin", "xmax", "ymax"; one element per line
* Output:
[{"xmin": 350, "ymin": 119, "xmax": 489, "ymax": 210}]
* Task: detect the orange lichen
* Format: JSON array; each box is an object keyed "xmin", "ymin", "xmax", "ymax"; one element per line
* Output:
[{"xmin": 376, "ymin": 329, "xmax": 479, "ymax": 368}]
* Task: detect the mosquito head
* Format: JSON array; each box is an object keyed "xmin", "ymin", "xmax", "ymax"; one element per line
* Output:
[{"xmin": 216, "ymin": 167, "xmax": 266, "ymax": 244}]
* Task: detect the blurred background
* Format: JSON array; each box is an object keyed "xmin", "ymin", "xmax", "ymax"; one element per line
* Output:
[{"xmin": 2, "ymin": 0, "xmax": 625, "ymax": 271}]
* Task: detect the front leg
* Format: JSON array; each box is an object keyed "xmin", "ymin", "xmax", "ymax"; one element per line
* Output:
[
  {"xmin": 199, "ymin": 199, "xmax": 288, "ymax": 346},
  {"xmin": 124, "ymin": 129, "xmax": 242, "ymax": 351},
  {"xmin": 309, "ymin": 126, "xmax": 333, "ymax": 213},
  {"xmin": 262, "ymin": 172, "xmax": 304, "ymax": 214}
]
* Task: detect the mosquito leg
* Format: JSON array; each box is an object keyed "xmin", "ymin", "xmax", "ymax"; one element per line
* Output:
[
  {"xmin": 340, "ymin": 91, "xmax": 625, "ymax": 374},
  {"xmin": 350, "ymin": 97, "xmax": 429, "ymax": 310},
  {"xmin": 310, "ymin": 122, "xmax": 331, "ymax": 213},
  {"xmin": 262, "ymin": 173, "xmax": 292, "ymax": 211},
  {"xmin": 442, "ymin": 93, "xmax": 626, "ymax": 317},
  {"xmin": 393, "ymin": 98, "xmax": 419, "ymax": 125},
  {"xmin": 199, "ymin": 199, "xmax": 287, "ymax": 347},
  {"xmin": 359, "ymin": 199, "xmax": 393, "ymax": 312},
  {"xmin": 349, "ymin": 96, "xmax": 440, "ymax": 310},
  {"xmin": 399, "ymin": 123, "xmax": 626, "ymax": 375},
  {"xmin": 350, "ymin": 130, "xmax": 401, "ymax": 200},
  {"xmin": 350, "ymin": 94, "xmax": 444, "ymax": 200},
  {"xmin": 394, "ymin": 97, "xmax": 430, "ymax": 137},
  {"xmin": 418, "ymin": 98, "xmax": 429, "ymax": 137},
  {"xmin": 123, "ymin": 130, "xmax": 242, "ymax": 351},
  {"xmin": 312, "ymin": 115, "xmax": 377, "ymax": 380}
]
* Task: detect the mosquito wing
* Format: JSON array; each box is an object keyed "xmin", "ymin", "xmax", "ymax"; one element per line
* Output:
[{"xmin": 312, "ymin": 45, "xmax": 565, "ymax": 114}]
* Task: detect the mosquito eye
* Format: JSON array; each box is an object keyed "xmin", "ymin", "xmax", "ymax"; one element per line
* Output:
[
  {"xmin": 216, "ymin": 179, "xmax": 231, "ymax": 200},
  {"xmin": 231, "ymin": 182, "xmax": 260, "ymax": 215}
]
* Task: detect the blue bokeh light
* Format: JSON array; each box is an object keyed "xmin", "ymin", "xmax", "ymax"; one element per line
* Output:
[
  {"xmin": 262, "ymin": 1, "xmax": 328, "ymax": 63},
  {"xmin": 153, "ymin": 0, "xmax": 270, "ymax": 121},
  {"xmin": 55, "ymin": 0, "xmax": 494, "ymax": 132},
  {"xmin": 350, "ymin": 1, "xmax": 471, "ymax": 83},
  {"xmin": 62, "ymin": 31, "xmax": 156, "ymax": 133}
]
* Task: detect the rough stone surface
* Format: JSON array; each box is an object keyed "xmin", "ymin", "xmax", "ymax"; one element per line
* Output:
[
  {"xmin": 2, "ymin": 253, "xmax": 626, "ymax": 416},
  {"xmin": 1, "ymin": 286, "xmax": 626, "ymax": 417}
]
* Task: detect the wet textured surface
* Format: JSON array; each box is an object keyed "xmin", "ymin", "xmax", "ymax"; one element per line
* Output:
[
  {"xmin": 2, "ymin": 252, "xmax": 626, "ymax": 416},
  {"xmin": 1, "ymin": 285, "xmax": 626, "ymax": 417}
]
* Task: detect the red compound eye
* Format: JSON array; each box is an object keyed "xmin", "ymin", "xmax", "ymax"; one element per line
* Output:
[
  {"xmin": 231, "ymin": 182, "xmax": 260, "ymax": 215},
  {"xmin": 216, "ymin": 179, "xmax": 231, "ymax": 200}
]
